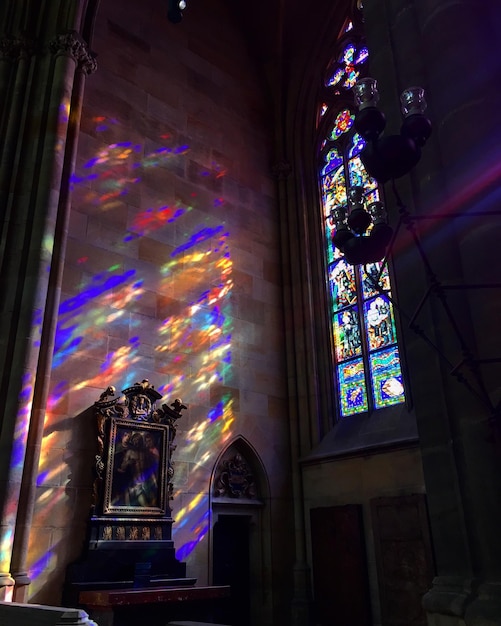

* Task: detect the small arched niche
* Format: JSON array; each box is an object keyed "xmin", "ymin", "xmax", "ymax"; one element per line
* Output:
[
  {"xmin": 211, "ymin": 436, "xmax": 268, "ymax": 503},
  {"xmin": 209, "ymin": 436, "xmax": 272, "ymax": 626}
]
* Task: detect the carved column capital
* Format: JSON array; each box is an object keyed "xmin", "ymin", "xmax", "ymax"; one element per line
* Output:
[
  {"xmin": 79, "ymin": 51, "xmax": 97, "ymax": 75},
  {"xmin": 49, "ymin": 30, "xmax": 97, "ymax": 74},
  {"xmin": 272, "ymin": 160, "xmax": 292, "ymax": 180},
  {"xmin": 0, "ymin": 35, "xmax": 35, "ymax": 61}
]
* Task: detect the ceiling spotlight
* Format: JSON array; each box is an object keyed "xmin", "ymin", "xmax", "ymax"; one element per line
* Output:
[{"xmin": 168, "ymin": 0, "xmax": 186, "ymax": 23}]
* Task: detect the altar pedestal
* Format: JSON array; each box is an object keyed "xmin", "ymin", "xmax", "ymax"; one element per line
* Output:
[
  {"xmin": 78, "ymin": 585, "xmax": 231, "ymax": 626},
  {"xmin": 64, "ymin": 384, "xmax": 196, "ymax": 610}
]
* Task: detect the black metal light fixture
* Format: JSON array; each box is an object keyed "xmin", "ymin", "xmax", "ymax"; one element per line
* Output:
[
  {"xmin": 353, "ymin": 77, "xmax": 432, "ymax": 184},
  {"xmin": 168, "ymin": 0, "xmax": 187, "ymax": 23},
  {"xmin": 331, "ymin": 78, "xmax": 432, "ymax": 265},
  {"xmin": 331, "ymin": 187, "xmax": 393, "ymax": 265}
]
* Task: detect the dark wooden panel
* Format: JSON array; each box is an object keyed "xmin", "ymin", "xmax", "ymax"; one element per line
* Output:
[
  {"xmin": 79, "ymin": 585, "xmax": 231, "ymax": 608},
  {"xmin": 213, "ymin": 515, "xmax": 251, "ymax": 626},
  {"xmin": 371, "ymin": 495, "xmax": 435, "ymax": 626},
  {"xmin": 310, "ymin": 504, "xmax": 372, "ymax": 626}
]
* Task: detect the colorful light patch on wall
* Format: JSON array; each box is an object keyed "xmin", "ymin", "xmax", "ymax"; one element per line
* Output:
[
  {"xmin": 69, "ymin": 140, "xmax": 191, "ymax": 217},
  {"xmin": 0, "ymin": 373, "xmax": 34, "ymax": 576},
  {"xmin": 52, "ymin": 267, "xmax": 144, "ymax": 371},
  {"xmin": 33, "ymin": 117, "xmax": 236, "ymax": 590},
  {"xmin": 153, "ymin": 206, "xmax": 233, "ymax": 560},
  {"xmin": 173, "ymin": 394, "xmax": 235, "ymax": 561},
  {"xmin": 124, "ymin": 205, "xmax": 188, "ymax": 241}
]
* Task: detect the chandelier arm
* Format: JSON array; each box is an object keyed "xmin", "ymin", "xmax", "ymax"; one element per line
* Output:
[{"xmin": 361, "ymin": 208, "xmax": 405, "ymax": 291}]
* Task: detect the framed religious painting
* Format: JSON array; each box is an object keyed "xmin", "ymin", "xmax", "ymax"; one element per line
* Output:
[
  {"xmin": 103, "ymin": 418, "xmax": 168, "ymax": 516},
  {"xmin": 91, "ymin": 379, "xmax": 187, "ymax": 522}
]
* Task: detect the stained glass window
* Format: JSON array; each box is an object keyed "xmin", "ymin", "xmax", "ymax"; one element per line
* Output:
[{"xmin": 319, "ymin": 10, "xmax": 405, "ymax": 418}]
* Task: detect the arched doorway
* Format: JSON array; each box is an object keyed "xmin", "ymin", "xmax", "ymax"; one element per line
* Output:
[{"xmin": 209, "ymin": 437, "xmax": 272, "ymax": 626}]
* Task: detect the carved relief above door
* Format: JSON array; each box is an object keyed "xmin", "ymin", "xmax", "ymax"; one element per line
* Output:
[{"xmin": 213, "ymin": 451, "xmax": 258, "ymax": 500}]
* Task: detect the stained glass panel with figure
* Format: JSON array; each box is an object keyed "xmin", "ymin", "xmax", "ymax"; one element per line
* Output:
[
  {"xmin": 364, "ymin": 295, "xmax": 397, "ymax": 351},
  {"xmin": 329, "ymin": 260, "xmax": 357, "ymax": 309},
  {"xmin": 361, "ymin": 262, "xmax": 391, "ymax": 299},
  {"xmin": 338, "ymin": 357, "xmax": 369, "ymax": 414},
  {"xmin": 369, "ymin": 347, "xmax": 405, "ymax": 408},
  {"xmin": 322, "ymin": 165, "xmax": 347, "ymax": 213},
  {"xmin": 333, "ymin": 306, "xmax": 363, "ymax": 361}
]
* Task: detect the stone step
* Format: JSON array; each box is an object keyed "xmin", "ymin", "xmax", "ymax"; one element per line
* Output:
[{"xmin": 166, "ymin": 621, "xmax": 231, "ymax": 626}]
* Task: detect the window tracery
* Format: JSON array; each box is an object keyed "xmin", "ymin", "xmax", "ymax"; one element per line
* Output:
[{"xmin": 318, "ymin": 9, "xmax": 405, "ymax": 418}]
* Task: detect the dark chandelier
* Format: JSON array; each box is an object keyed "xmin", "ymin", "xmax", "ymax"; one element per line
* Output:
[{"xmin": 331, "ymin": 78, "xmax": 432, "ymax": 265}]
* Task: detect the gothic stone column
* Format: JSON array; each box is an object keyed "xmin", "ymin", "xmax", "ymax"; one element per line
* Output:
[
  {"xmin": 0, "ymin": 0, "xmax": 97, "ymax": 600},
  {"xmin": 363, "ymin": 1, "xmax": 501, "ymax": 624}
]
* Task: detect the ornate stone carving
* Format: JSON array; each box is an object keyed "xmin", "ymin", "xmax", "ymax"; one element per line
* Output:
[
  {"xmin": 152, "ymin": 397, "xmax": 187, "ymax": 500},
  {"xmin": 78, "ymin": 51, "xmax": 97, "ymax": 75},
  {"xmin": 92, "ymin": 380, "xmax": 187, "ymax": 515},
  {"xmin": 103, "ymin": 526, "xmax": 112, "ymax": 541},
  {"xmin": 0, "ymin": 35, "xmax": 35, "ymax": 61},
  {"xmin": 213, "ymin": 453, "xmax": 257, "ymax": 499},
  {"xmin": 271, "ymin": 160, "xmax": 292, "ymax": 181},
  {"xmin": 129, "ymin": 526, "xmax": 139, "ymax": 540},
  {"xmin": 49, "ymin": 30, "xmax": 97, "ymax": 74}
]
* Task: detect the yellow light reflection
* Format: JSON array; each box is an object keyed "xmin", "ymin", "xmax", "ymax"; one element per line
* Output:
[{"xmin": 34, "ymin": 127, "xmax": 237, "ymax": 581}]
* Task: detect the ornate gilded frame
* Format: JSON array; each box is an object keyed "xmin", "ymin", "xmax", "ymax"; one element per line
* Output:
[
  {"xmin": 93, "ymin": 380, "xmax": 186, "ymax": 520},
  {"xmin": 104, "ymin": 418, "xmax": 168, "ymax": 516}
]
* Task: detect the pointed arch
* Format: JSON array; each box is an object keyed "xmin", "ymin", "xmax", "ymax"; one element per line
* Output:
[
  {"xmin": 210, "ymin": 435, "xmax": 270, "ymax": 503},
  {"xmin": 317, "ymin": 5, "xmax": 406, "ymax": 419},
  {"xmin": 209, "ymin": 436, "xmax": 273, "ymax": 626}
]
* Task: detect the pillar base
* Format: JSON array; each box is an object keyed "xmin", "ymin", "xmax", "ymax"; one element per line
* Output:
[
  {"xmin": 423, "ymin": 576, "xmax": 476, "ymax": 619},
  {"xmin": 12, "ymin": 571, "xmax": 31, "ymax": 602},
  {"xmin": 423, "ymin": 577, "xmax": 501, "ymax": 626},
  {"xmin": 464, "ymin": 582, "xmax": 501, "ymax": 626},
  {"xmin": 0, "ymin": 573, "xmax": 15, "ymax": 601},
  {"xmin": 290, "ymin": 562, "xmax": 313, "ymax": 626}
]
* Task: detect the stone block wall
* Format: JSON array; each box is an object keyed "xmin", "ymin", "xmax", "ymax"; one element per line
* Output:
[
  {"xmin": 28, "ymin": 0, "xmax": 292, "ymax": 616},
  {"xmin": 303, "ymin": 447, "xmax": 426, "ymax": 624}
]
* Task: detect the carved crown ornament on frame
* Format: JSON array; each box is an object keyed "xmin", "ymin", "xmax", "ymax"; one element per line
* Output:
[{"xmin": 92, "ymin": 379, "xmax": 187, "ymax": 518}]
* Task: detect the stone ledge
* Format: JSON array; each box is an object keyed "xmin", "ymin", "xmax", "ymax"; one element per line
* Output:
[{"xmin": 0, "ymin": 600, "xmax": 98, "ymax": 626}]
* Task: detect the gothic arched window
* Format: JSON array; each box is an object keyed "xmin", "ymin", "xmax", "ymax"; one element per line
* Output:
[{"xmin": 318, "ymin": 10, "xmax": 406, "ymax": 418}]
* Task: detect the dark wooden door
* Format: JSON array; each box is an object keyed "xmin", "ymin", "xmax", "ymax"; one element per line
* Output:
[
  {"xmin": 371, "ymin": 495, "xmax": 435, "ymax": 626},
  {"xmin": 310, "ymin": 504, "xmax": 372, "ymax": 626},
  {"xmin": 213, "ymin": 514, "xmax": 251, "ymax": 626}
]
